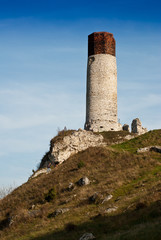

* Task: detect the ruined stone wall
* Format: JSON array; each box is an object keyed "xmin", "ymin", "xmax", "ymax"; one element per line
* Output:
[
  {"xmin": 131, "ymin": 118, "xmax": 147, "ymax": 135},
  {"xmin": 85, "ymin": 32, "xmax": 120, "ymax": 132}
]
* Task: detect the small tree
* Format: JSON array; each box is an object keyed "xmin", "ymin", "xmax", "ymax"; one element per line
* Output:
[{"xmin": 45, "ymin": 187, "xmax": 57, "ymax": 202}]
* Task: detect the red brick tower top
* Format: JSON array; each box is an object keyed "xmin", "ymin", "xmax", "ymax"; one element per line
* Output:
[{"xmin": 88, "ymin": 32, "xmax": 115, "ymax": 57}]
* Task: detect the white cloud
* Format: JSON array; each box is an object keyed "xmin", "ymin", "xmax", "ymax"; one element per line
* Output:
[
  {"xmin": 0, "ymin": 16, "xmax": 160, "ymax": 188},
  {"xmin": 0, "ymin": 81, "xmax": 85, "ymax": 162},
  {"xmin": 0, "ymin": 82, "xmax": 85, "ymax": 130}
]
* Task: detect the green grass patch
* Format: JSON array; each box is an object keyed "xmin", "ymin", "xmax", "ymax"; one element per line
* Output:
[
  {"xmin": 98, "ymin": 131, "xmax": 134, "ymax": 145},
  {"xmin": 113, "ymin": 164, "xmax": 161, "ymax": 198},
  {"xmin": 112, "ymin": 130, "xmax": 161, "ymax": 153}
]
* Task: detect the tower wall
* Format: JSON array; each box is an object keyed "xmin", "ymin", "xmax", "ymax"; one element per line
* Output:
[{"xmin": 85, "ymin": 32, "xmax": 120, "ymax": 132}]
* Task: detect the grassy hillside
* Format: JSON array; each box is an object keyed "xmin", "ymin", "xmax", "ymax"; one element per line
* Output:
[
  {"xmin": 0, "ymin": 130, "xmax": 161, "ymax": 240},
  {"xmin": 112, "ymin": 129, "xmax": 161, "ymax": 153}
]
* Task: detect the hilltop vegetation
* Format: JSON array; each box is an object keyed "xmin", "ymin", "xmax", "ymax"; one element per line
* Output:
[
  {"xmin": 112, "ymin": 129, "xmax": 161, "ymax": 153},
  {"xmin": 0, "ymin": 130, "xmax": 161, "ymax": 240}
]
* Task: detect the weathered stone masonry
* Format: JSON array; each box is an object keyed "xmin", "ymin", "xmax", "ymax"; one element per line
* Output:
[{"xmin": 85, "ymin": 32, "xmax": 121, "ymax": 132}]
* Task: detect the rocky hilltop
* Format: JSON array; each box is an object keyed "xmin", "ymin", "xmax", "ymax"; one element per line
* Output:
[
  {"xmin": 0, "ymin": 129, "xmax": 161, "ymax": 240},
  {"xmin": 32, "ymin": 129, "xmax": 135, "ymax": 179},
  {"xmin": 40, "ymin": 129, "xmax": 105, "ymax": 169}
]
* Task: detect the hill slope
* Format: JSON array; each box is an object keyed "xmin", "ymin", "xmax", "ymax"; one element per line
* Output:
[{"xmin": 0, "ymin": 130, "xmax": 161, "ymax": 240}]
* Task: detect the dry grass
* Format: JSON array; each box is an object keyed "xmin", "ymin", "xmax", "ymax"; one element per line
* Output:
[
  {"xmin": 98, "ymin": 130, "xmax": 135, "ymax": 145},
  {"xmin": 50, "ymin": 129, "xmax": 75, "ymax": 147},
  {"xmin": 0, "ymin": 129, "xmax": 161, "ymax": 240},
  {"xmin": 112, "ymin": 129, "xmax": 161, "ymax": 153}
]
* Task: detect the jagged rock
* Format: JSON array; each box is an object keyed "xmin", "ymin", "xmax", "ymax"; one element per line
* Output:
[
  {"xmin": 28, "ymin": 210, "xmax": 41, "ymax": 218},
  {"xmin": 150, "ymin": 146, "xmax": 161, "ymax": 153},
  {"xmin": 131, "ymin": 118, "xmax": 147, "ymax": 135},
  {"xmin": 68, "ymin": 182, "xmax": 75, "ymax": 191},
  {"xmin": 137, "ymin": 146, "xmax": 161, "ymax": 153},
  {"xmin": 45, "ymin": 129, "xmax": 105, "ymax": 167},
  {"xmin": 89, "ymin": 193, "xmax": 98, "ymax": 203},
  {"xmin": 52, "ymin": 208, "xmax": 69, "ymax": 217},
  {"xmin": 8, "ymin": 216, "xmax": 15, "ymax": 227},
  {"xmin": 79, "ymin": 233, "xmax": 95, "ymax": 240},
  {"xmin": 8, "ymin": 209, "xmax": 41, "ymax": 227},
  {"xmin": 89, "ymin": 192, "xmax": 102, "ymax": 204},
  {"xmin": 29, "ymin": 168, "xmax": 49, "ymax": 179},
  {"xmin": 122, "ymin": 124, "xmax": 129, "ymax": 131},
  {"xmin": 78, "ymin": 177, "xmax": 90, "ymax": 186},
  {"xmin": 105, "ymin": 206, "xmax": 117, "ymax": 213},
  {"xmin": 137, "ymin": 147, "xmax": 150, "ymax": 153},
  {"xmin": 102, "ymin": 194, "xmax": 113, "ymax": 204}
]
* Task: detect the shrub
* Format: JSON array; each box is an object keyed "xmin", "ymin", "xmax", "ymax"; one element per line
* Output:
[
  {"xmin": 45, "ymin": 187, "xmax": 57, "ymax": 202},
  {"xmin": 77, "ymin": 161, "xmax": 85, "ymax": 169},
  {"xmin": 65, "ymin": 222, "xmax": 77, "ymax": 232},
  {"xmin": 135, "ymin": 202, "xmax": 147, "ymax": 210}
]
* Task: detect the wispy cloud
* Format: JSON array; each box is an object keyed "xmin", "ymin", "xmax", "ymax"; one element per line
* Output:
[
  {"xmin": 0, "ymin": 81, "xmax": 85, "ymax": 159},
  {"xmin": 0, "ymin": 11, "xmax": 160, "ymax": 188},
  {"xmin": 0, "ymin": 114, "xmax": 56, "ymax": 130}
]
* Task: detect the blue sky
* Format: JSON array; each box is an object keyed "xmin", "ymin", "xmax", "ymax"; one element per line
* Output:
[{"xmin": 0, "ymin": 0, "xmax": 161, "ymax": 188}]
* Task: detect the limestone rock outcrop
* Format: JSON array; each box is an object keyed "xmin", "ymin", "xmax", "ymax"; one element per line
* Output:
[
  {"xmin": 105, "ymin": 206, "xmax": 118, "ymax": 213},
  {"xmin": 29, "ymin": 168, "xmax": 50, "ymax": 179},
  {"xmin": 102, "ymin": 194, "xmax": 113, "ymax": 204},
  {"xmin": 79, "ymin": 233, "xmax": 95, "ymax": 240},
  {"xmin": 131, "ymin": 118, "xmax": 147, "ymax": 135},
  {"xmin": 78, "ymin": 177, "xmax": 90, "ymax": 186},
  {"xmin": 137, "ymin": 146, "xmax": 161, "ymax": 153},
  {"xmin": 122, "ymin": 124, "xmax": 129, "ymax": 132},
  {"xmin": 40, "ymin": 129, "xmax": 105, "ymax": 168},
  {"xmin": 53, "ymin": 208, "xmax": 69, "ymax": 217}
]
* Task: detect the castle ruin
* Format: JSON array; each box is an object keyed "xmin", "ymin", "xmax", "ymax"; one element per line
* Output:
[{"xmin": 84, "ymin": 32, "xmax": 121, "ymax": 132}]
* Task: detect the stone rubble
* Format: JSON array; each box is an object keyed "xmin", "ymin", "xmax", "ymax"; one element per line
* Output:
[
  {"xmin": 8, "ymin": 209, "xmax": 42, "ymax": 227},
  {"xmin": 79, "ymin": 233, "xmax": 95, "ymax": 240},
  {"xmin": 8, "ymin": 216, "xmax": 15, "ymax": 227},
  {"xmin": 28, "ymin": 209, "xmax": 41, "ymax": 218},
  {"xmin": 131, "ymin": 118, "xmax": 147, "ymax": 135},
  {"xmin": 122, "ymin": 124, "xmax": 129, "ymax": 131},
  {"xmin": 102, "ymin": 194, "xmax": 113, "ymax": 204},
  {"xmin": 137, "ymin": 146, "xmax": 161, "ymax": 153},
  {"xmin": 105, "ymin": 206, "xmax": 118, "ymax": 213},
  {"xmin": 67, "ymin": 182, "xmax": 75, "ymax": 191},
  {"xmin": 150, "ymin": 146, "xmax": 161, "ymax": 153},
  {"xmin": 89, "ymin": 192, "xmax": 103, "ymax": 204},
  {"xmin": 78, "ymin": 177, "xmax": 90, "ymax": 186},
  {"xmin": 52, "ymin": 208, "xmax": 70, "ymax": 217}
]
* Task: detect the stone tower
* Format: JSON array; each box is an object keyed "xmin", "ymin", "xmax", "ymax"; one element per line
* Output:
[{"xmin": 84, "ymin": 32, "xmax": 121, "ymax": 132}]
